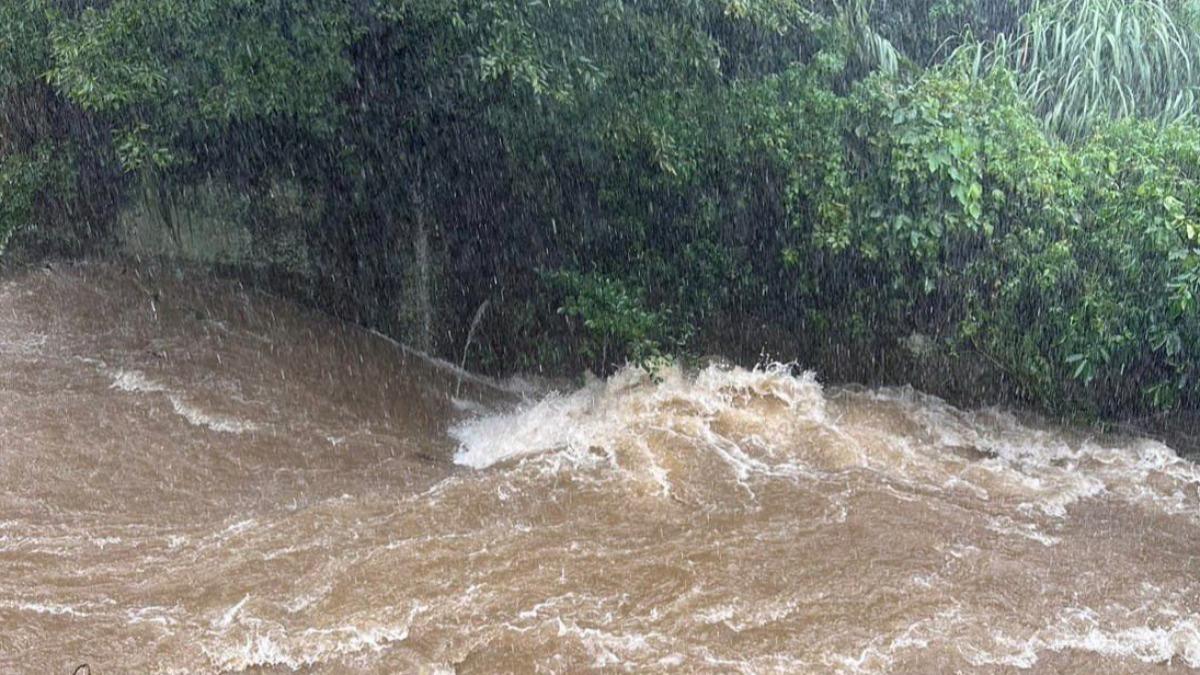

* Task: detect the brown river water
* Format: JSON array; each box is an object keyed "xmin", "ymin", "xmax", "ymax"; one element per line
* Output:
[{"xmin": 1, "ymin": 262, "xmax": 1199, "ymax": 673}]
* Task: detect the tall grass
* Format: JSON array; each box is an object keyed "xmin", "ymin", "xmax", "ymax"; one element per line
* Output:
[
  {"xmin": 1013, "ymin": 0, "xmax": 1200, "ymax": 140},
  {"xmin": 836, "ymin": 0, "xmax": 903, "ymax": 76}
]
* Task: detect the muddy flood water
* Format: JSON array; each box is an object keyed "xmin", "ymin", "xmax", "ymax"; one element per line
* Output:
[{"xmin": 1, "ymin": 262, "xmax": 1198, "ymax": 673}]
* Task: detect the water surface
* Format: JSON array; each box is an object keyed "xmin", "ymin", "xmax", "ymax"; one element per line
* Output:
[{"xmin": 1, "ymin": 263, "xmax": 1198, "ymax": 673}]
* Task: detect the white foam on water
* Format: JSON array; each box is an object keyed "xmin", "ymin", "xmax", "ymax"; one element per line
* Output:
[
  {"xmin": 552, "ymin": 618, "xmax": 658, "ymax": 669},
  {"xmin": 0, "ymin": 332, "xmax": 46, "ymax": 356},
  {"xmin": 222, "ymin": 518, "xmax": 257, "ymax": 536},
  {"xmin": 1006, "ymin": 468, "xmax": 1107, "ymax": 518},
  {"xmin": 857, "ymin": 387, "xmax": 1200, "ymax": 519},
  {"xmin": 206, "ymin": 604, "xmax": 426, "ymax": 672},
  {"xmin": 449, "ymin": 362, "xmax": 1200, "ymax": 520},
  {"xmin": 283, "ymin": 583, "xmax": 333, "ymax": 614},
  {"xmin": 98, "ymin": 362, "xmax": 259, "ymax": 433},
  {"xmin": 1106, "ymin": 439, "xmax": 1200, "ymax": 518},
  {"xmin": 449, "ymin": 396, "xmax": 490, "ymax": 415},
  {"xmin": 449, "ymin": 375, "xmax": 608, "ymax": 469},
  {"xmin": 965, "ymin": 608, "xmax": 1200, "ymax": 669},
  {"xmin": 108, "ymin": 369, "xmax": 167, "ymax": 393},
  {"xmin": 208, "ymin": 622, "xmax": 415, "ymax": 671},
  {"xmin": 695, "ymin": 597, "xmax": 802, "ymax": 633},
  {"xmin": 450, "ymin": 363, "xmax": 825, "ymax": 478},
  {"xmin": 822, "ymin": 608, "xmax": 964, "ymax": 674},
  {"xmin": 169, "ymin": 395, "xmax": 258, "ymax": 434},
  {"xmin": 656, "ymin": 653, "xmax": 686, "ymax": 667},
  {"xmin": 985, "ymin": 515, "xmax": 1060, "ymax": 546},
  {"xmin": 128, "ymin": 605, "xmax": 180, "ymax": 627},
  {"xmin": 214, "ymin": 595, "xmax": 251, "ymax": 629},
  {"xmin": 1, "ymin": 600, "xmax": 92, "ymax": 617}
]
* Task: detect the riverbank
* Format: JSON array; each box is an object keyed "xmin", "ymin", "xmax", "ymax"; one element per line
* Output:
[{"xmin": 6, "ymin": 252, "xmax": 1198, "ymax": 462}]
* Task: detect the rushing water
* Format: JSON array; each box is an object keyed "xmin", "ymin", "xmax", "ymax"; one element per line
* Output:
[{"xmin": 1, "ymin": 262, "xmax": 1199, "ymax": 673}]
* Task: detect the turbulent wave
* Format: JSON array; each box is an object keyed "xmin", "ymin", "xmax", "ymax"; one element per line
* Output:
[
  {"xmin": 451, "ymin": 362, "xmax": 1200, "ymax": 519},
  {"xmin": 451, "ymin": 362, "xmax": 825, "ymax": 469}
]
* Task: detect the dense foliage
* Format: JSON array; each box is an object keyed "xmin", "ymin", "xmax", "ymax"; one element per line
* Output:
[{"xmin": 3, "ymin": 0, "xmax": 1200, "ymax": 418}]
